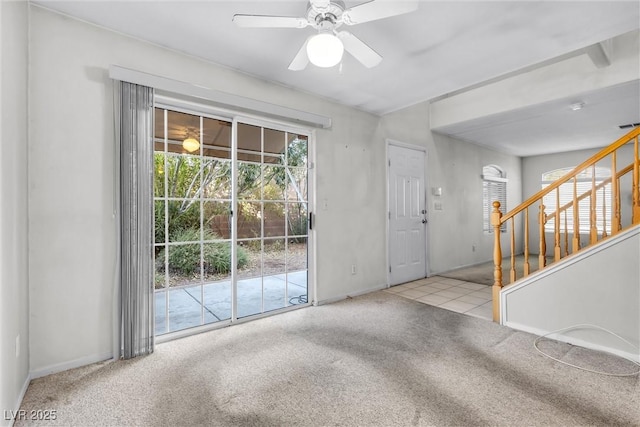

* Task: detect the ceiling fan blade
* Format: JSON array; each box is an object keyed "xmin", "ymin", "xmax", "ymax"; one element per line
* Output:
[
  {"xmin": 288, "ymin": 38, "xmax": 311, "ymax": 71},
  {"xmin": 342, "ymin": 0, "xmax": 418, "ymax": 25},
  {"xmin": 233, "ymin": 14, "xmax": 308, "ymax": 29},
  {"xmin": 337, "ymin": 31, "xmax": 382, "ymax": 68}
]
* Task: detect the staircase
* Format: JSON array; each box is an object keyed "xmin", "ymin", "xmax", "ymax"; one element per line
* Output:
[{"xmin": 491, "ymin": 126, "xmax": 640, "ymax": 322}]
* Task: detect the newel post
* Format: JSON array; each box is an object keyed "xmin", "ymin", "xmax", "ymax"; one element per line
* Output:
[{"xmin": 491, "ymin": 201, "xmax": 503, "ymax": 323}]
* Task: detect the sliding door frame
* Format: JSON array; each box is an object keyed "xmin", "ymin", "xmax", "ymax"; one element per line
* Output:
[{"xmin": 154, "ymin": 96, "xmax": 315, "ymax": 343}]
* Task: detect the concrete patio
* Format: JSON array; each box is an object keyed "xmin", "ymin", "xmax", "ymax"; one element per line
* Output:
[{"xmin": 155, "ymin": 270, "xmax": 307, "ymax": 334}]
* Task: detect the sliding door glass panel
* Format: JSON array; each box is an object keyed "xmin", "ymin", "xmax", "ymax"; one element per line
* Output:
[
  {"xmin": 167, "ymin": 243, "xmax": 203, "ymax": 332},
  {"xmin": 264, "ymin": 128, "xmax": 286, "ymax": 156},
  {"xmin": 287, "ymin": 203, "xmax": 308, "ymax": 237},
  {"xmin": 287, "ymin": 167, "xmax": 308, "ymax": 201},
  {"xmin": 235, "ymin": 123, "xmax": 309, "ymax": 319},
  {"xmin": 202, "ymin": 160, "xmax": 231, "ymax": 199},
  {"xmin": 204, "ymin": 201, "xmax": 231, "ymax": 239},
  {"xmin": 202, "ymin": 116, "xmax": 231, "ymax": 159},
  {"xmin": 167, "ymin": 200, "xmax": 201, "ymax": 242},
  {"xmin": 263, "ymin": 238, "xmax": 287, "ymax": 313},
  {"xmin": 202, "ymin": 241, "xmax": 232, "ymax": 323},
  {"xmin": 154, "ymin": 108, "xmax": 310, "ymax": 335},
  {"xmin": 285, "ymin": 134, "xmax": 308, "ymax": 307},
  {"xmin": 264, "ymin": 202, "xmax": 286, "ymax": 237},
  {"xmin": 154, "ymin": 107, "xmax": 233, "ymax": 334},
  {"xmin": 154, "ymin": 250, "xmax": 167, "ymax": 335},
  {"xmin": 263, "ymin": 166, "xmax": 285, "ymax": 200},
  {"xmin": 237, "ymin": 201, "xmax": 262, "ymax": 240},
  {"xmin": 237, "ymin": 162, "xmax": 261, "ymax": 200},
  {"xmin": 287, "ymin": 237, "xmax": 308, "ymax": 306},
  {"xmin": 237, "ymin": 123, "xmax": 261, "ymax": 163}
]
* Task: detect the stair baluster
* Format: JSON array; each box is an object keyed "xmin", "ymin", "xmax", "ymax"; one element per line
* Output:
[
  {"xmin": 491, "ymin": 201, "xmax": 503, "ymax": 322},
  {"xmin": 490, "ymin": 127, "xmax": 640, "ymax": 323}
]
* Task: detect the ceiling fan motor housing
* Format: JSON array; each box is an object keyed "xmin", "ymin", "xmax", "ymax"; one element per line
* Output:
[{"xmin": 307, "ymin": 0, "xmax": 345, "ymax": 30}]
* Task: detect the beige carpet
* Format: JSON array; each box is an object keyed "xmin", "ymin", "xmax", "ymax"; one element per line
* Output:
[{"xmin": 17, "ymin": 291, "xmax": 639, "ymax": 426}]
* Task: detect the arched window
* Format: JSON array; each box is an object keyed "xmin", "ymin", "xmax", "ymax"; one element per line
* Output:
[
  {"xmin": 483, "ymin": 165, "xmax": 507, "ymax": 233},
  {"xmin": 541, "ymin": 167, "xmax": 611, "ymax": 233}
]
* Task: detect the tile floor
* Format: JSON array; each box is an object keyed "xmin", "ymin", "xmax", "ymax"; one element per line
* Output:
[{"xmin": 384, "ymin": 276, "xmax": 493, "ymax": 321}]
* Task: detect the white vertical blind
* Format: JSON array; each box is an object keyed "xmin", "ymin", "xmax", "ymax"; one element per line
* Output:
[{"xmin": 119, "ymin": 81, "xmax": 155, "ymax": 359}]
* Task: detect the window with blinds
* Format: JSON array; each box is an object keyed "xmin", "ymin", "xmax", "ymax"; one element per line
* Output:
[
  {"xmin": 483, "ymin": 165, "xmax": 507, "ymax": 233},
  {"xmin": 541, "ymin": 167, "xmax": 611, "ymax": 234}
]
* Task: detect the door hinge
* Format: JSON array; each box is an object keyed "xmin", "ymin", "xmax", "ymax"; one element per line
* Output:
[
  {"xmin": 389, "ymin": 266, "xmax": 391, "ymax": 273},
  {"xmin": 388, "ymin": 211, "xmax": 391, "ymax": 220},
  {"xmin": 308, "ymin": 212, "xmax": 313, "ymax": 230},
  {"xmin": 388, "ymin": 159, "xmax": 391, "ymax": 167}
]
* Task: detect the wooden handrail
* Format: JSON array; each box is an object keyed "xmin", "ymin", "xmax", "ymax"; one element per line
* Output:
[
  {"xmin": 499, "ymin": 127, "xmax": 640, "ymax": 224},
  {"xmin": 492, "ymin": 127, "xmax": 640, "ymax": 322},
  {"xmin": 547, "ymin": 163, "xmax": 634, "ymax": 221}
]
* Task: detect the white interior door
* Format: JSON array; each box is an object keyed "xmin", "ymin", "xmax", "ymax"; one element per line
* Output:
[{"xmin": 388, "ymin": 143, "xmax": 427, "ymax": 286}]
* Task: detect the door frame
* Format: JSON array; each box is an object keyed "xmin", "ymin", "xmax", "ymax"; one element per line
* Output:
[{"xmin": 385, "ymin": 139, "xmax": 429, "ymax": 287}]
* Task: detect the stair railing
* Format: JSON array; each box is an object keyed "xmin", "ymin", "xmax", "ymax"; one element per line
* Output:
[{"xmin": 491, "ymin": 127, "xmax": 640, "ymax": 322}]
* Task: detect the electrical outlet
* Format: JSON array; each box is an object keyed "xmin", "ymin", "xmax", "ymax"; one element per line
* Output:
[
  {"xmin": 16, "ymin": 335, "xmax": 20, "ymax": 358},
  {"xmin": 351, "ymin": 264, "xmax": 356, "ymax": 275}
]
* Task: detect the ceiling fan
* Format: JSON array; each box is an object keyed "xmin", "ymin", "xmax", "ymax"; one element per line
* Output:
[{"xmin": 233, "ymin": 0, "xmax": 418, "ymax": 70}]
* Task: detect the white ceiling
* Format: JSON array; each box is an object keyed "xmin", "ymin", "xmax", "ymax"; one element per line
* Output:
[
  {"xmin": 434, "ymin": 80, "xmax": 640, "ymax": 157},
  {"xmin": 33, "ymin": 0, "xmax": 640, "ymax": 156}
]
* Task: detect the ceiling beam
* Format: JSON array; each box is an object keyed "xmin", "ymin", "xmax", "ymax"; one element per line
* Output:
[{"xmin": 586, "ymin": 40, "xmax": 613, "ymax": 68}]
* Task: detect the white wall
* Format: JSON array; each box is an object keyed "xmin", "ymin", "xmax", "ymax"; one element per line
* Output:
[
  {"xmin": 502, "ymin": 226, "xmax": 640, "ymax": 361},
  {"xmin": 28, "ymin": 5, "xmax": 524, "ymax": 374},
  {"xmin": 28, "ymin": 6, "xmax": 384, "ymax": 373},
  {"xmin": 0, "ymin": 1, "xmax": 30, "ymax": 424},
  {"xmin": 427, "ymin": 133, "xmax": 522, "ymax": 273}
]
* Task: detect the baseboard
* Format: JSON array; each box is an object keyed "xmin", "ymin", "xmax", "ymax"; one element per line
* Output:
[
  {"xmin": 315, "ymin": 283, "xmax": 387, "ymax": 306},
  {"xmin": 505, "ymin": 321, "xmax": 640, "ymax": 364},
  {"xmin": 5, "ymin": 373, "xmax": 32, "ymax": 427},
  {"xmin": 30, "ymin": 352, "xmax": 114, "ymax": 380}
]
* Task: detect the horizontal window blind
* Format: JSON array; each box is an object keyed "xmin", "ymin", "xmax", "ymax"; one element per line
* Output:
[
  {"xmin": 542, "ymin": 180, "xmax": 611, "ymax": 234},
  {"xmin": 483, "ymin": 180, "xmax": 507, "ymax": 233}
]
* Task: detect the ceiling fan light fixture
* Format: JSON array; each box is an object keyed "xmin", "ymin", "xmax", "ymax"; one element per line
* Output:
[
  {"xmin": 306, "ymin": 32, "xmax": 344, "ymax": 67},
  {"xmin": 182, "ymin": 137, "xmax": 200, "ymax": 153}
]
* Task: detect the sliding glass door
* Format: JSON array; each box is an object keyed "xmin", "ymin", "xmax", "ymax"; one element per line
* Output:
[
  {"xmin": 235, "ymin": 122, "xmax": 309, "ymax": 318},
  {"xmin": 153, "ymin": 106, "xmax": 310, "ymax": 335}
]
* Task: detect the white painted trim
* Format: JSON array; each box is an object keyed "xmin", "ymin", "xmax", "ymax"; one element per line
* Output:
[
  {"xmin": 308, "ymin": 129, "xmax": 318, "ymax": 306},
  {"xmin": 385, "ymin": 139, "xmax": 429, "ymax": 285},
  {"xmin": 500, "ymin": 225, "xmax": 640, "ymax": 323},
  {"xmin": 109, "ymin": 65, "xmax": 332, "ymax": 129},
  {"xmin": 504, "ymin": 322, "xmax": 640, "ymax": 364},
  {"xmin": 30, "ymin": 352, "xmax": 114, "ymax": 380},
  {"xmin": 315, "ymin": 284, "xmax": 387, "ymax": 306},
  {"xmin": 482, "ymin": 175, "xmax": 508, "ymax": 183},
  {"xmin": 6, "ymin": 374, "xmax": 32, "ymax": 427},
  {"xmin": 386, "ymin": 139, "xmax": 427, "ymax": 153},
  {"xmin": 385, "ymin": 142, "xmax": 390, "ymax": 286}
]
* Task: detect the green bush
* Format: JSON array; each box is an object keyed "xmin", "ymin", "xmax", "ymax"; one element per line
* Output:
[{"xmin": 157, "ymin": 228, "xmax": 248, "ymax": 276}]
